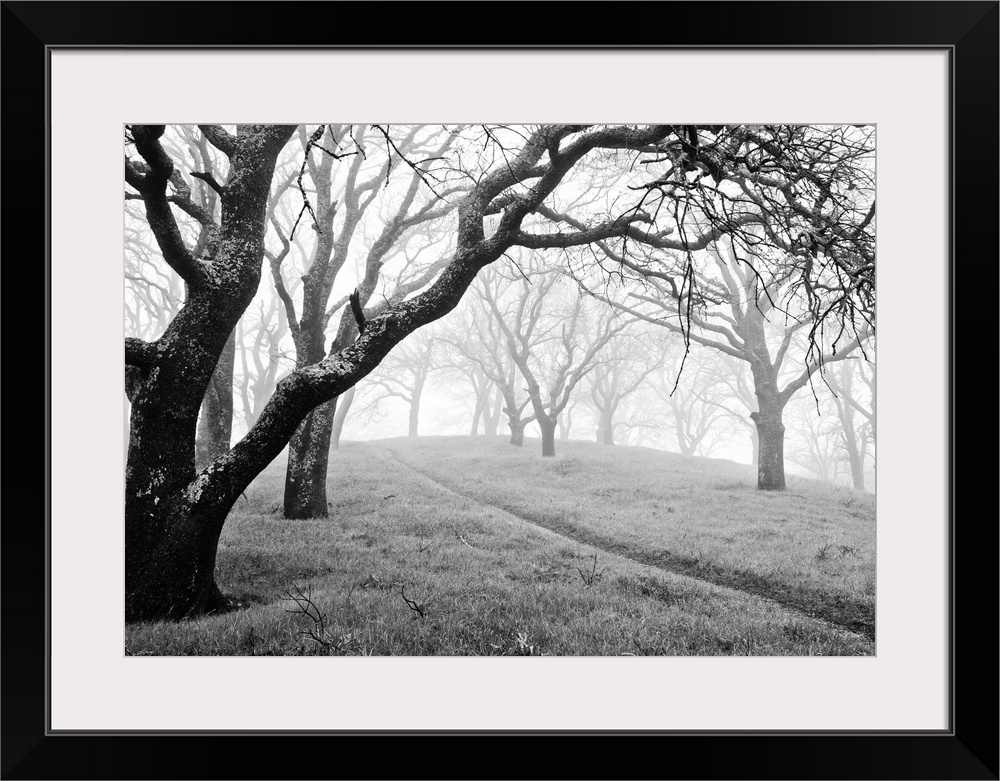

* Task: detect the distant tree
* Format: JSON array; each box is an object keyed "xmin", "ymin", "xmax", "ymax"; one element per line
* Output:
[
  {"xmin": 586, "ymin": 240, "xmax": 870, "ymax": 489},
  {"xmin": 785, "ymin": 394, "xmax": 848, "ymax": 483},
  {"xmin": 235, "ymin": 293, "xmax": 292, "ymax": 432},
  {"xmin": 587, "ymin": 330, "xmax": 661, "ymax": 445},
  {"xmin": 267, "ymin": 125, "xmax": 463, "ymax": 518},
  {"xmin": 557, "ymin": 394, "xmax": 582, "ymax": 441},
  {"xmin": 444, "ymin": 266, "xmax": 538, "ymax": 446},
  {"xmin": 124, "ymin": 222, "xmax": 183, "ymax": 341},
  {"xmin": 124, "ymin": 124, "xmax": 866, "ymax": 621},
  {"xmin": 434, "ymin": 306, "xmax": 504, "ymax": 436},
  {"xmin": 826, "ymin": 356, "xmax": 875, "ymax": 490},
  {"xmin": 363, "ymin": 328, "xmax": 439, "ymax": 437},
  {"xmin": 481, "ymin": 255, "xmax": 627, "ymax": 457},
  {"xmin": 695, "ymin": 353, "xmax": 761, "ymax": 470},
  {"xmin": 652, "ymin": 352, "xmax": 737, "ymax": 459},
  {"xmin": 330, "ymin": 385, "xmax": 356, "ymax": 449}
]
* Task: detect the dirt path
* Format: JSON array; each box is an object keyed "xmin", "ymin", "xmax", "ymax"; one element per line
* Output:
[{"xmin": 379, "ymin": 444, "xmax": 875, "ymax": 646}]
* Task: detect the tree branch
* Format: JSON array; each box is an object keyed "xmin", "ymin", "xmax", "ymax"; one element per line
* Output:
[
  {"xmin": 198, "ymin": 125, "xmax": 236, "ymax": 156},
  {"xmin": 779, "ymin": 332, "xmax": 871, "ymax": 406},
  {"xmin": 130, "ymin": 125, "xmax": 208, "ymax": 288},
  {"xmin": 126, "ymin": 337, "xmax": 157, "ymax": 367},
  {"xmin": 190, "ymin": 170, "xmax": 226, "ymax": 196}
]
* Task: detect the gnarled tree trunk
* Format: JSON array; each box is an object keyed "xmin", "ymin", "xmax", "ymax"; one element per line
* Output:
[
  {"xmin": 284, "ymin": 398, "xmax": 337, "ymax": 519},
  {"xmin": 126, "ymin": 124, "xmax": 296, "ymax": 622}
]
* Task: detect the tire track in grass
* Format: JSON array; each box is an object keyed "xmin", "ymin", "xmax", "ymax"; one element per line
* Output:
[{"xmin": 379, "ymin": 444, "xmax": 875, "ymax": 644}]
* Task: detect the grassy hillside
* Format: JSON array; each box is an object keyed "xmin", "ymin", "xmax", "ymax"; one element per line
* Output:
[{"xmin": 126, "ymin": 436, "xmax": 875, "ymax": 656}]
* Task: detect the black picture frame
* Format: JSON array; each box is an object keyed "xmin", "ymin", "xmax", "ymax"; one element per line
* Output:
[{"xmin": 2, "ymin": 2, "xmax": 996, "ymax": 779}]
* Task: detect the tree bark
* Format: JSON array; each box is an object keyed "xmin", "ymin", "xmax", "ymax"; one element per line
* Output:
[
  {"xmin": 751, "ymin": 401, "xmax": 786, "ymax": 490},
  {"xmin": 539, "ymin": 417, "xmax": 557, "ymax": 457},
  {"xmin": 283, "ymin": 398, "xmax": 337, "ymax": 518},
  {"xmin": 126, "ymin": 123, "xmax": 680, "ymax": 621},
  {"xmin": 509, "ymin": 418, "xmax": 526, "ymax": 447},
  {"xmin": 126, "ymin": 124, "xmax": 296, "ymax": 622},
  {"xmin": 125, "ymin": 490, "xmax": 231, "ymax": 622}
]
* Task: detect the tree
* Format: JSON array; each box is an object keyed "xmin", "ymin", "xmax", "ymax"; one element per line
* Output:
[
  {"xmin": 587, "ymin": 330, "xmax": 660, "ymax": 445},
  {"xmin": 125, "ymin": 125, "xmax": 238, "ymax": 469},
  {"xmin": 235, "ymin": 293, "xmax": 293, "ymax": 432},
  {"xmin": 785, "ymin": 394, "xmax": 849, "ymax": 483},
  {"xmin": 434, "ymin": 329, "xmax": 502, "ymax": 437},
  {"xmin": 330, "ymin": 385, "xmax": 356, "ymax": 450},
  {"xmin": 125, "ymin": 123, "xmax": 296, "ymax": 620},
  {"xmin": 586, "ymin": 239, "xmax": 869, "ymax": 489},
  {"xmin": 826, "ymin": 356, "xmax": 875, "ymax": 490},
  {"xmin": 267, "ymin": 125, "xmax": 463, "ymax": 518},
  {"xmin": 444, "ymin": 266, "xmax": 537, "ymax": 446},
  {"xmin": 125, "ymin": 124, "xmax": 696, "ymax": 621},
  {"xmin": 363, "ymin": 328, "xmax": 438, "ymax": 437},
  {"xmin": 563, "ymin": 124, "xmax": 874, "ymax": 475},
  {"xmin": 696, "ymin": 352, "xmax": 761, "ymax": 470},
  {"xmin": 651, "ymin": 350, "xmax": 737, "ymax": 459},
  {"xmin": 481, "ymin": 254, "xmax": 627, "ymax": 457}
]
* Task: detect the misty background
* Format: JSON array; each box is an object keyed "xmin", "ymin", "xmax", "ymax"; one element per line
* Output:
[{"xmin": 125, "ymin": 124, "xmax": 874, "ymax": 491}]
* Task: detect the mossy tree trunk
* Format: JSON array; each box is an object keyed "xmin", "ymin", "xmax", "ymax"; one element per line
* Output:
[
  {"xmin": 284, "ymin": 398, "xmax": 338, "ymax": 518},
  {"xmin": 125, "ymin": 124, "xmax": 296, "ymax": 622},
  {"xmin": 125, "ymin": 124, "xmax": 682, "ymax": 621}
]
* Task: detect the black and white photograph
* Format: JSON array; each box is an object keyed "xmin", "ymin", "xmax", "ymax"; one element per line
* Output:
[
  {"xmin": 124, "ymin": 123, "xmax": 876, "ymax": 656},
  {"xmin": 8, "ymin": 3, "xmax": 994, "ymax": 772}
]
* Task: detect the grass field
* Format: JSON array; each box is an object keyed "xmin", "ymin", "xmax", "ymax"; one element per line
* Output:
[{"xmin": 125, "ymin": 436, "xmax": 875, "ymax": 656}]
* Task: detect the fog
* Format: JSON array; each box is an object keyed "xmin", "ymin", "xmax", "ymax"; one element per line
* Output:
[{"xmin": 126, "ymin": 124, "xmax": 874, "ymax": 492}]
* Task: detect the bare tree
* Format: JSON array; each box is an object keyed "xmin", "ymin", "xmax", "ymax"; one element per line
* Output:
[
  {"xmin": 330, "ymin": 385, "xmax": 357, "ymax": 450},
  {"xmin": 125, "ymin": 124, "xmax": 705, "ymax": 621},
  {"xmin": 826, "ymin": 356, "xmax": 875, "ymax": 490},
  {"xmin": 587, "ymin": 330, "xmax": 661, "ymax": 445},
  {"xmin": 585, "ymin": 239, "xmax": 870, "ymax": 489},
  {"xmin": 363, "ymin": 328, "xmax": 438, "ymax": 438},
  {"xmin": 785, "ymin": 394, "xmax": 848, "ymax": 483},
  {"xmin": 651, "ymin": 352, "xmax": 737, "ymax": 459},
  {"xmin": 433, "ymin": 306, "xmax": 503, "ymax": 436},
  {"xmin": 481, "ymin": 255, "xmax": 627, "ymax": 457},
  {"xmin": 264, "ymin": 124, "xmax": 465, "ymax": 517},
  {"xmin": 235, "ymin": 292, "xmax": 292, "ymax": 432},
  {"xmin": 444, "ymin": 267, "xmax": 537, "ymax": 446}
]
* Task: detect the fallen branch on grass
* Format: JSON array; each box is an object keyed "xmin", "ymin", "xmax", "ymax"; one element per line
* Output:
[
  {"xmin": 401, "ymin": 586, "xmax": 426, "ymax": 618},
  {"xmin": 282, "ymin": 584, "xmax": 330, "ymax": 647}
]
